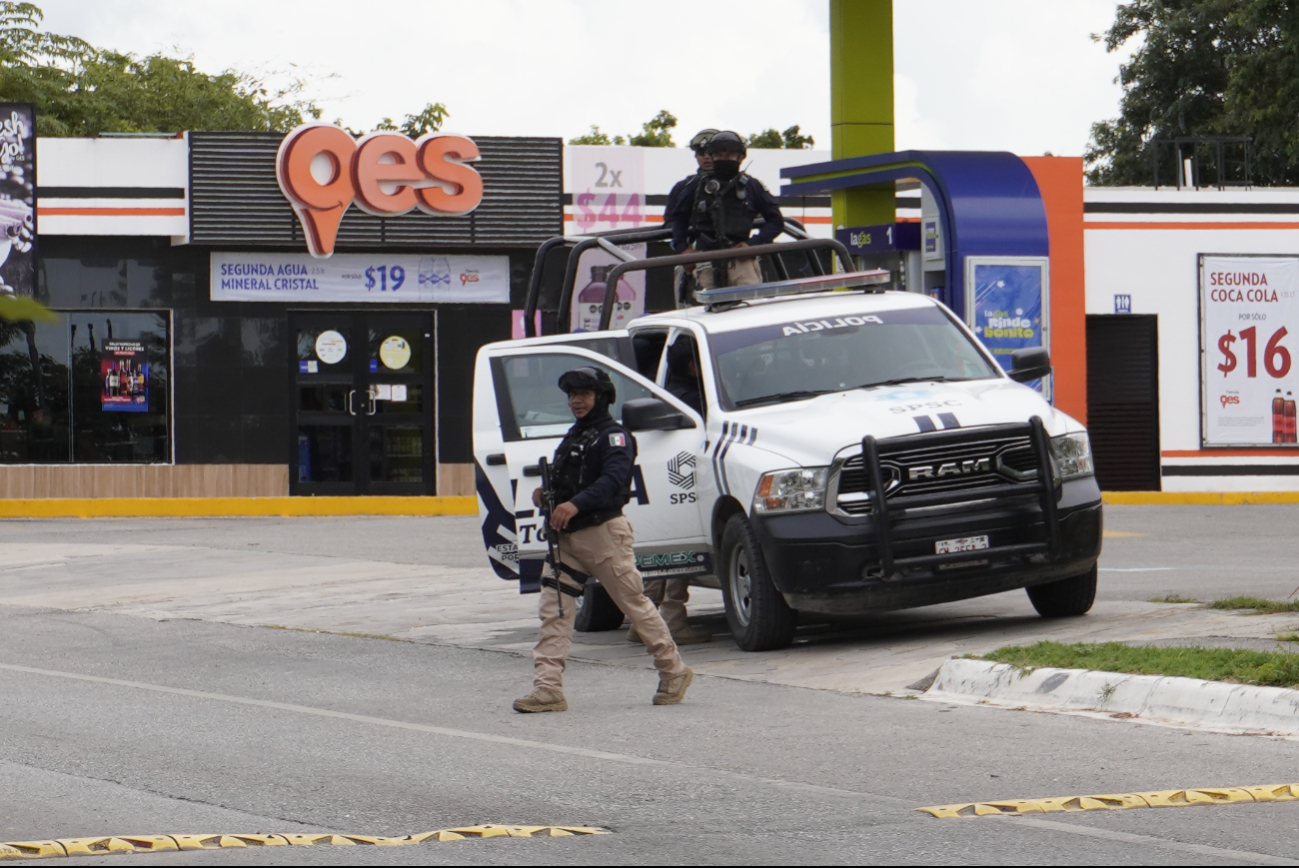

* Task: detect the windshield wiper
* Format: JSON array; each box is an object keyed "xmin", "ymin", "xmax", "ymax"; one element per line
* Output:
[
  {"xmin": 851, "ymin": 376, "xmax": 963, "ymax": 390},
  {"xmin": 734, "ymin": 389, "xmax": 833, "ymax": 408}
]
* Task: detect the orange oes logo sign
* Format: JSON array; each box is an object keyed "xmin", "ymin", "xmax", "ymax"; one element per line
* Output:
[{"xmin": 275, "ymin": 123, "xmax": 484, "ymax": 258}]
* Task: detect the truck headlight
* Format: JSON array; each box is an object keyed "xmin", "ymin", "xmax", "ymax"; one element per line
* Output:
[
  {"xmin": 754, "ymin": 468, "xmax": 829, "ymax": 513},
  {"xmin": 1049, "ymin": 432, "xmax": 1094, "ymax": 480}
]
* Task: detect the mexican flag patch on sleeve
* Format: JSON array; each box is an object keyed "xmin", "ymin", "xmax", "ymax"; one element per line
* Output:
[{"xmin": 609, "ymin": 432, "xmax": 627, "ymax": 447}]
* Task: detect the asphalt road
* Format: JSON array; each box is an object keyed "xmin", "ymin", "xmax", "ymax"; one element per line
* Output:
[{"xmin": 2, "ymin": 505, "xmax": 1299, "ymax": 864}]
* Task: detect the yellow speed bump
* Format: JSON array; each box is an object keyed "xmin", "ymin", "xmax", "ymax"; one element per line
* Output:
[
  {"xmin": 920, "ymin": 784, "xmax": 1298, "ymax": 818},
  {"xmin": 0, "ymin": 826, "xmax": 608, "ymax": 860}
]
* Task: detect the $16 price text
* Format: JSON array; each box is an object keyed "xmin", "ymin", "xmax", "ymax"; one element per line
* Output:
[{"xmin": 1217, "ymin": 326, "xmax": 1292, "ymax": 378}]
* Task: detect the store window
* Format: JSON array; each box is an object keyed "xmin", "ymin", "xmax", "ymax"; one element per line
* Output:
[{"xmin": 0, "ymin": 311, "xmax": 170, "ymax": 463}]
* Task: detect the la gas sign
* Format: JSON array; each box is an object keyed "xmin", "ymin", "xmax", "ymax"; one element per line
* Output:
[{"xmin": 276, "ymin": 123, "xmax": 484, "ymax": 258}]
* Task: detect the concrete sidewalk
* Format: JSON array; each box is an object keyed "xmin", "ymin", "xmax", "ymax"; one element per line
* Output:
[{"xmin": 0, "ymin": 518, "xmax": 1295, "ymax": 696}]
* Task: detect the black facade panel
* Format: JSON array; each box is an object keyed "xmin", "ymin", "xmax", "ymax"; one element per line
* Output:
[
  {"xmin": 1086, "ymin": 314, "xmax": 1161, "ymax": 491},
  {"xmin": 40, "ymin": 237, "xmax": 524, "ymax": 473},
  {"xmin": 189, "ymin": 132, "xmax": 562, "ymax": 248},
  {"xmin": 437, "ymin": 306, "xmax": 511, "ymax": 463}
]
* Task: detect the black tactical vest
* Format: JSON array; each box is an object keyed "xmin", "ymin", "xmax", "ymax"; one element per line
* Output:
[{"xmin": 690, "ymin": 174, "xmax": 755, "ymax": 246}]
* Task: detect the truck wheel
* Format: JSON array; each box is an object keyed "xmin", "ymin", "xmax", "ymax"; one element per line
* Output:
[
  {"xmin": 574, "ymin": 581, "xmax": 625, "ymax": 632},
  {"xmin": 720, "ymin": 514, "xmax": 797, "ymax": 651},
  {"xmin": 1026, "ymin": 565, "xmax": 1097, "ymax": 618}
]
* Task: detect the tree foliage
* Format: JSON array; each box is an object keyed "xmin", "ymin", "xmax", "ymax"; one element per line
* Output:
[
  {"xmin": 570, "ymin": 110, "xmax": 677, "ymax": 147},
  {"xmin": 569, "ymin": 124, "xmax": 625, "ymax": 146},
  {"xmin": 371, "ymin": 103, "xmax": 450, "ymax": 137},
  {"xmin": 628, "ymin": 109, "xmax": 676, "ymax": 147},
  {"xmin": 747, "ymin": 125, "xmax": 815, "ymax": 149},
  {"xmin": 0, "ymin": 2, "xmax": 323, "ymax": 135},
  {"xmin": 1087, "ymin": 0, "xmax": 1299, "ymax": 186}
]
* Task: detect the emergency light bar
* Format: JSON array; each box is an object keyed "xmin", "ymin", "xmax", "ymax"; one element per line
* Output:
[{"xmin": 693, "ymin": 269, "xmax": 892, "ymax": 308}]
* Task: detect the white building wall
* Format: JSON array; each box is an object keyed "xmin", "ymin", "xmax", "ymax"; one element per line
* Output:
[
  {"xmin": 36, "ymin": 136, "xmax": 189, "ymax": 239},
  {"xmin": 563, "ymin": 145, "xmax": 834, "ymax": 237},
  {"xmin": 1084, "ymin": 186, "xmax": 1299, "ymax": 490}
]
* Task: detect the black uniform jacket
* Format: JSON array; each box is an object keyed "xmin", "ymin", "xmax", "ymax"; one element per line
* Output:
[
  {"xmin": 668, "ymin": 173, "xmax": 784, "ymax": 252},
  {"xmin": 552, "ymin": 411, "xmax": 638, "ymax": 521}
]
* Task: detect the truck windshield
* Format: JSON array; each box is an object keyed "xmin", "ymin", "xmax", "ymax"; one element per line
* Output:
[{"xmin": 710, "ymin": 305, "xmax": 1001, "ymax": 410}]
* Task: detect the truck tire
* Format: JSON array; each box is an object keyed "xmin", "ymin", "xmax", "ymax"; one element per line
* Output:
[
  {"xmin": 720, "ymin": 514, "xmax": 797, "ymax": 651},
  {"xmin": 1026, "ymin": 565, "xmax": 1097, "ymax": 618},
  {"xmin": 574, "ymin": 581, "xmax": 625, "ymax": 632}
]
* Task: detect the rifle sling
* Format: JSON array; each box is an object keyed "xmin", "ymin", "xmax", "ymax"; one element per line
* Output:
[{"xmin": 541, "ymin": 574, "xmax": 586, "ymax": 597}]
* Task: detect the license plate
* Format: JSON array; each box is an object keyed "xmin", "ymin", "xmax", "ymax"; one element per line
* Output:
[{"xmin": 936, "ymin": 535, "xmax": 990, "ymax": 554}]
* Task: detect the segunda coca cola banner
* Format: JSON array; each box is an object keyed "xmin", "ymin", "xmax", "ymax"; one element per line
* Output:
[{"xmin": 1201, "ymin": 255, "xmax": 1299, "ymax": 446}]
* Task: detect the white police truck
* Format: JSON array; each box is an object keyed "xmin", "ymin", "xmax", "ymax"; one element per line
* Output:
[{"xmin": 473, "ymin": 270, "xmax": 1102, "ymax": 651}]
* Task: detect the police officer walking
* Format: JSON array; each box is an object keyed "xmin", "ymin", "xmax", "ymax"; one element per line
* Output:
[
  {"xmin": 514, "ymin": 367, "xmax": 694, "ymax": 713},
  {"xmin": 668, "ymin": 130, "xmax": 784, "ymax": 289}
]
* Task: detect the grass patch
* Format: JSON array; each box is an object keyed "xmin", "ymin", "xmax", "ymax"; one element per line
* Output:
[
  {"xmin": 1206, "ymin": 596, "xmax": 1299, "ymax": 614},
  {"xmin": 1148, "ymin": 595, "xmax": 1199, "ymax": 604},
  {"xmin": 982, "ymin": 641, "xmax": 1299, "ymax": 689}
]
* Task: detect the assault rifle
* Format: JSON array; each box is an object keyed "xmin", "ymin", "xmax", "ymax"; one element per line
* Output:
[{"xmin": 537, "ymin": 456, "xmax": 587, "ymax": 615}]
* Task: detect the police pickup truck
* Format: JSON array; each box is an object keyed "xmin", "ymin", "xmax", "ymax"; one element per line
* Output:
[{"xmin": 473, "ymin": 273, "xmax": 1102, "ymax": 651}]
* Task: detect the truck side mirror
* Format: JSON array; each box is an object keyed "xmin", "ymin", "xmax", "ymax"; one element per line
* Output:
[
  {"xmin": 1008, "ymin": 346, "xmax": 1051, "ymax": 383},
  {"xmin": 622, "ymin": 397, "xmax": 695, "ymax": 431}
]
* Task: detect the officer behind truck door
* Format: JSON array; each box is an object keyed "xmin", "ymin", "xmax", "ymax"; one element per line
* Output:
[
  {"xmin": 629, "ymin": 337, "xmax": 711, "ymax": 648},
  {"xmin": 668, "ymin": 130, "xmax": 784, "ymax": 289},
  {"xmin": 514, "ymin": 367, "xmax": 694, "ymax": 713}
]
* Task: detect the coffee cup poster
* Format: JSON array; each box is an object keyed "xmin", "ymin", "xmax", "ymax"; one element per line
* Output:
[
  {"xmin": 0, "ymin": 105, "xmax": 35, "ymax": 297},
  {"xmin": 1201, "ymin": 255, "xmax": 1299, "ymax": 446}
]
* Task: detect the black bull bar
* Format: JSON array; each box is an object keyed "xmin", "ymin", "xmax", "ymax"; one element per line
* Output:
[{"xmin": 860, "ymin": 417, "xmax": 1060, "ymax": 578}]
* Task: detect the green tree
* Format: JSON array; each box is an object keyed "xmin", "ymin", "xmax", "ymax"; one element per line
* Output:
[
  {"xmin": 1086, "ymin": 0, "xmax": 1299, "ymax": 186},
  {"xmin": 627, "ymin": 109, "xmax": 676, "ymax": 147},
  {"xmin": 372, "ymin": 103, "xmax": 449, "ymax": 137},
  {"xmin": 569, "ymin": 124, "xmax": 624, "ymax": 146},
  {"xmin": 0, "ymin": 2, "xmax": 322, "ymax": 135},
  {"xmin": 747, "ymin": 125, "xmax": 815, "ymax": 149},
  {"xmin": 782, "ymin": 125, "xmax": 814, "ymax": 149}
]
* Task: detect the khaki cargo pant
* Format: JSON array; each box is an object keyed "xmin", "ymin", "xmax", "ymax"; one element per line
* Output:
[
  {"xmin": 533, "ymin": 516, "xmax": 686, "ymax": 690},
  {"xmin": 695, "ymin": 255, "xmax": 762, "ymax": 289},
  {"xmin": 644, "ymin": 578, "xmax": 691, "ymax": 634}
]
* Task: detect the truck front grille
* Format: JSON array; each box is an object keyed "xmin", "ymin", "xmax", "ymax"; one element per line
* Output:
[{"xmin": 834, "ymin": 434, "xmax": 1039, "ymax": 515}]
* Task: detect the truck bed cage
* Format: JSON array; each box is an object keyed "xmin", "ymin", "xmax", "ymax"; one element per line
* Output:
[
  {"xmin": 597, "ymin": 238, "xmax": 860, "ymax": 329},
  {"xmin": 522, "ymin": 217, "xmax": 840, "ymax": 337},
  {"xmin": 860, "ymin": 417, "xmax": 1061, "ymax": 578}
]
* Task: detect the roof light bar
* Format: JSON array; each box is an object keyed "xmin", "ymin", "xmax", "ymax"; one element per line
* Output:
[{"xmin": 694, "ymin": 269, "xmax": 892, "ymax": 307}]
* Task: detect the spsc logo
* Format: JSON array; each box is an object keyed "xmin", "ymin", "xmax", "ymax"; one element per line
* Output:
[{"xmin": 667, "ymin": 452, "xmax": 696, "ymax": 490}]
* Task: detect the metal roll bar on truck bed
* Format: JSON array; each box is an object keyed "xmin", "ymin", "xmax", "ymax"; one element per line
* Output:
[
  {"xmin": 596, "ymin": 238, "xmax": 856, "ymax": 330},
  {"xmin": 522, "ymin": 218, "xmax": 831, "ymax": 337}
]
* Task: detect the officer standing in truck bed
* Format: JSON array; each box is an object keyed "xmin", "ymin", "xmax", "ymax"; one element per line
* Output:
[
  {"xmin": 514, "ymin": 367, "xmax": 694, "ymax": 713},
  {"xmin": 668, "ymin": 130, "xmax": 784, "ymax": 289}
]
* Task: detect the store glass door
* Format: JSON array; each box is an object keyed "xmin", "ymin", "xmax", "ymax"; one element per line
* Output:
[{"xmin": 291, "ymin": 313, "xmax": 435, "ymax": 495}]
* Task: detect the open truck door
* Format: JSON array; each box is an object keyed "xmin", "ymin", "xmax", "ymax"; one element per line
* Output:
[{"xmin": 473, "ymin": 342, "xmax": 712, "ymax": 599}]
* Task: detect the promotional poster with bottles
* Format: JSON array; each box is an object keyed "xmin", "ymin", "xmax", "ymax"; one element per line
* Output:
[
  {"xmin": 569, "ymin": 244, "xmax": 646, "ymax": 332},
  {"xmin": 101, "ymin": 341, "xmax": 149, "ymax": 413},
  {"xmin": 210, "ymin": 252, "xmax": 509, "ymax": 304},
  {"xmin": 1201, "ymin": 255, "xmax": 1299, "ymax": 446}
]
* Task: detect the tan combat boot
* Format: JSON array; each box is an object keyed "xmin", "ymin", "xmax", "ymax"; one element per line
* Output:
[
  {"xmin": 512, "ymin": 687, "xmax": 568, "ymax": 713},
  {"xmin": 653, "ymin": 667, "xmax": 694, "ymax": 706},
  {"xmin": 626, "ymin": 624, "xmax": 643, "ymax": 644}
]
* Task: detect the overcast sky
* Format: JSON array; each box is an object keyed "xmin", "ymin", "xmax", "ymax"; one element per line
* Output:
[{"xmin": 37, "ymin": 0, "xmax": 1135, "ymax": 158}]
